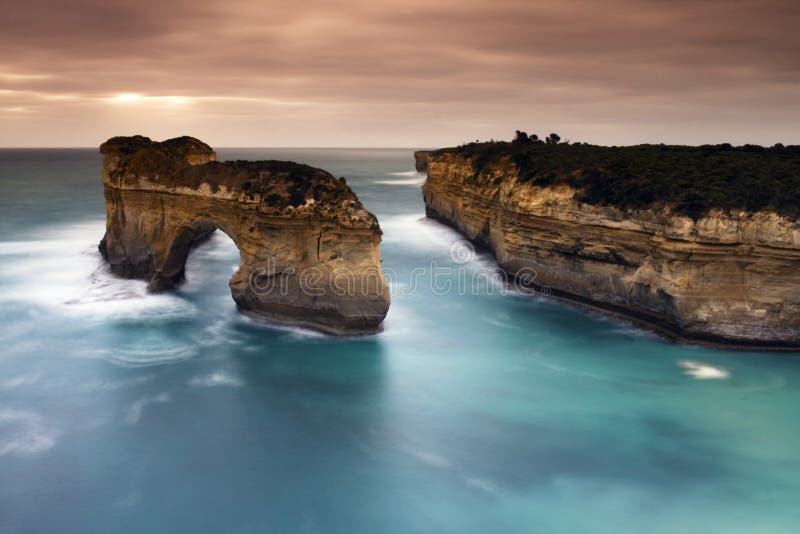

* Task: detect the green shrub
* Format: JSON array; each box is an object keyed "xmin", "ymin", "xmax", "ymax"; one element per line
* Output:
[{"xmin": 432, "ymin": 137, "xmax": 800, "ymax": 219}]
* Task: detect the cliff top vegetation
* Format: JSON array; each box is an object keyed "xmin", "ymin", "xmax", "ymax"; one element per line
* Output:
[
  {"xmin": 432, "ymin": 132, "xmax": 800, "ymax": 218},
  {"xmin": 102, "ymin": 135, "xmax": 362, "ymax": 210}
]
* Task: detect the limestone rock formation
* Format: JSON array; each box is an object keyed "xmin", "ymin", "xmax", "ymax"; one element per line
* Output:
[
  {"xmin": 414, "ymin": 151, "xmax": 431, "ymax": 172},
  {"xmin": 422, "ymin": 151, "xmax": 800, "ymax": 349},
  {"xmin": 99, "ymin": 135, "xmax": 390, "ymax": 335}
]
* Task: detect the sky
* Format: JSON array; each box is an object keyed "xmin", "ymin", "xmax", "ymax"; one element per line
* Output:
[{"xmin": 1, "ymin": 0, "xmax": 798, "ymax": 147}]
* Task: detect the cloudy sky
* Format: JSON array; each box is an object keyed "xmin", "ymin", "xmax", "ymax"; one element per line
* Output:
[{"xmin": 1, "ymin": 0, "xmax": 798, "ymax": 147}]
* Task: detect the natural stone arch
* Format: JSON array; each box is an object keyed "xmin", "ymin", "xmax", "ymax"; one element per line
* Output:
[
  {"xmin": 99, "ymin": 136, "xmax": 390, "ymax": 335},
  {"xmin": 151, "ymin": 219, "xmax": 222, "ymax": 291}
]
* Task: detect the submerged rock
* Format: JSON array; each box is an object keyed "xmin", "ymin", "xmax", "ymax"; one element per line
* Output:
[{"xmin": 99, "ymin": 135, "xmax": 389, "ymax": 335}]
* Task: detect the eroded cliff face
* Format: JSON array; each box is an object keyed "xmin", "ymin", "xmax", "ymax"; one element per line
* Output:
[
  {"xmin": 414, "ymin": 151, "xmax": 431, "ymax": 172},
  {"xmin": 423, "ymin": 152, "xmax": 800, "ymax": 348},
  {"xmin": 99, "ymin": 135, "xmax": 389, "ymax": 335}
]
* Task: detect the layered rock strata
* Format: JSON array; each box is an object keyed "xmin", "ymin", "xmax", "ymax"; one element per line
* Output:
[
  {"xmin": 99, "ymin": 135, "xmax": 389, "ymax": 334},
  {"xmin": 422, "ymin": 152, "xmax": 800, "ymax": 348}
]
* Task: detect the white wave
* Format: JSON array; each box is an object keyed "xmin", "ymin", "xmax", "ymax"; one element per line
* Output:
[
  {"xmin": 464, "ymin": 476, "xmax": 500, "ymax": 495},
  {"xmin": 125, "ymin": 393, "xmax": 170, "ymax": 424},
  {"xmin": 189, "ymin": 372, "xmax": 243, "ymax": 388},
  {"xmin": 393, "ymin": 437, "xmax": 452, "ymax": 468},
  {"xmin": 396, "ymin": 439, "xmax": 501, "ymax": 496},
  {"xmin": 373, "ymin": 174, "xmax": 426, "ymax": 186},
  {"xmin": 3, "ymin": 374, "xmax": 152, "ymax": 396},
  {"xmin": 0, "ymin": 240, "xmax": 74, "ymax": 255},
  {"xmin": 530, "ymin": 356, "xmax": 654, "ymax": 386},
  {"xmin": 388, "ymin": 170, "xmax": 422, "ymax": 176},
  {"xmin": 87, "ymin": 346, "xmax": 199, "ymax": 367},
  {"xmin": 2, "ymin": 374, "xmax": 41, "ymax": 388},
  {"xmin": 378, "ymin": 213, "xmax": 464, "ymax": 251},
  {"xmin": 481, "ymin": 316, "xmax": 521, "ymax": 330},
  {"xmin": 185, "ymin": 231, "xmax": 240, "ymax": 260},
  {"xmin": 235, "ymin": 313, "xmax": 326, "ymax": 338},
  {"xmin": 0, "ymin": 220, "xmax": 196, "ymax": 322},
  {"xmin": 678, "ymin": 360, "xmax": 730, "ymax": 380},
  {"xmin": 406, "ymin": 446, "xmax": 452, "ymax": 468},
  {"xmin": 0, "ymin": 409, "xmax": 60, "ymax": 456},
  {"xmin": 376, "ymin": 301, "xmax": 420, "ymax": 338},
  {"xmin": 379, "ymin": 213, "xmax": 501, "ymax": 271},
  {"xmin": 194, "ymin": 319, "xmax": 235, "ymax": 348},
  {"xmin": 373, "ymin": 179, "xmax": 426, "ymax": 186},
  {"xmin": 203, "ymin": 319, "xmax": 228, "ymax": 338}
]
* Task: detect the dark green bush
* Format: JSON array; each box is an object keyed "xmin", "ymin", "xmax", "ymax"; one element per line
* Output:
[{"xmin": 432, "ymin": 138, "xmax": 800, "ymax": 219}]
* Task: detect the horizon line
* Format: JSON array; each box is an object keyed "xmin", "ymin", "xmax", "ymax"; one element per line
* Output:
[
  {"xmin": 0, "ymin": 146, "xmax": 430, "ymax": 150},
  {"xmin": 1, "ymin": 141, "xmax": 796, "ymax": 150}
]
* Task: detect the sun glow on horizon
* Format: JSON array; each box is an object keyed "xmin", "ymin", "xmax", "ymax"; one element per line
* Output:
[
  {"xmin": 108, "ymin": 92, "xmax": 142, "ymax": 103},
  {"xmin": 106, "ymin": 93, "xmax": 191, "ymax": 106}
]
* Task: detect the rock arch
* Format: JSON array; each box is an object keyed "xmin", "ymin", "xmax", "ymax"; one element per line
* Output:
[{"xmin": 99, "ymin": 136, "xmax": 390, "ymax": 335}]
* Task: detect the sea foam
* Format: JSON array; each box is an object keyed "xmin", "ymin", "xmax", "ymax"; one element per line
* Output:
[
  {"xmin": 678, "ymin": 360, "xmax": 731, "ymax": 380},
  {"xmin": 125, "ymin": 393, "xmax": 171, "ymax": 425},
  {"xmin": 188, "ymin": 372, "xmax": 244, "ymax": 388},
  {"xmin": 0, "ymin": 409, "xmax": 60, "ymax": 456},
  {"xmin": 0, "ymin": 220, "xmax": 196, "ymax": 322},
  {"xmin": 373, "ymin": 170, "xmax": 427, "ymax": 186}
]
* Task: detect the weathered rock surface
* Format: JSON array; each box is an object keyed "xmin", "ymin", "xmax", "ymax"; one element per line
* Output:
[
  {"xmin": 99, "ymin": 135, "xmax": 389, "ymax": 334},
  {"xmin": 414, "ymin": 151, "xmax": 431, "ymax": 172},
  {"xmin": 422, "ymin": 152, "xmax": 800, "ymax": 348}
]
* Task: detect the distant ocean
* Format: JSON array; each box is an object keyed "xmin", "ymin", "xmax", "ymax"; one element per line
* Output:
[{"xmin": 1, "ymin": 148, "xmax": 799, "ymax": 533}]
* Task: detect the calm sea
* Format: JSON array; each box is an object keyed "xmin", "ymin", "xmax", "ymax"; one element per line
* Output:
[{"xmin": 0, "ymin": 148, "xmax": 798, "ymax": 533}]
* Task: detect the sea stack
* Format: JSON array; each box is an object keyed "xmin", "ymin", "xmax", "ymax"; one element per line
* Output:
[
  {"xmin": 99, "ymin": 135, "xmax": 390, "ymax": 335},
  {"xmin": 421, "ymin": 140, "xmax": 800, "ymax": 349}
]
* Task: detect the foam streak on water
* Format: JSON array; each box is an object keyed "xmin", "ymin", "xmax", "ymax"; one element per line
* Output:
[
  {"xmin": 0, "ymin": 220, "xmax": 195, "ymax": 322},
  {"xmin": 373, "ymin": 170, "xmax": 427, "ymax": 186}
]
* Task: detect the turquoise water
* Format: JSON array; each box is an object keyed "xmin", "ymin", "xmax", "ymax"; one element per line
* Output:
[{"xmin": 1, "ymin": 148, "xmax": 799, "ymax": 533}]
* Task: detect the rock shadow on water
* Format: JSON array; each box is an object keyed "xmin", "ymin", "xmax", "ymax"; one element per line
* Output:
[
  {"xmin": 505, "ymin": 292, "xmax": 672, "ymax": 350},
  {"xmin": 228, "ymin": 318, "xmax": 389, "ymax": 403}
]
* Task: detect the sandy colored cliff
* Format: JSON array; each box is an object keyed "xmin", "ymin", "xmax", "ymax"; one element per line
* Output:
[
  {"xmin": 99, "ymin": 135, "xmax": 390, "ymax": 335},
  {"xmin": 423, "ymin": 151, "xmax": 800, "ymax": 348}
]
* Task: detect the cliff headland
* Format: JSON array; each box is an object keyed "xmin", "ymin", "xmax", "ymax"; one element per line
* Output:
[{"xmin": 422, "ymin": 133, "xmax": 800, "ymax": 348}]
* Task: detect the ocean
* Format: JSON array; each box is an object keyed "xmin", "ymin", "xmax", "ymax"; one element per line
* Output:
[{"xmin": 1, "ymin": 148, "xmax": 798, "ymax": 533}]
